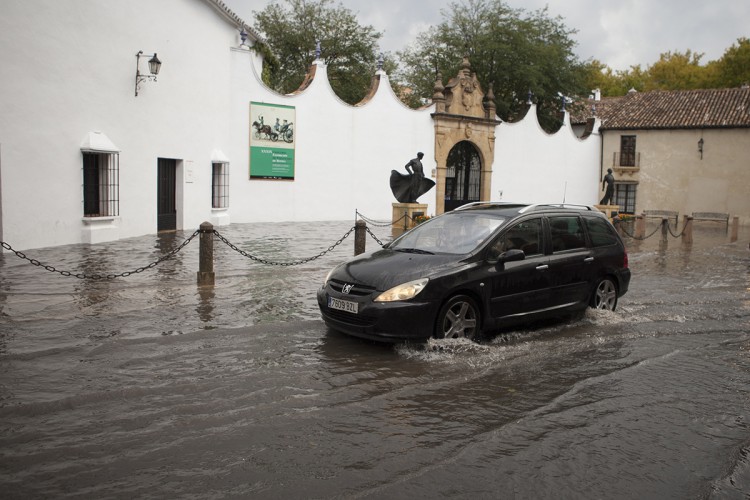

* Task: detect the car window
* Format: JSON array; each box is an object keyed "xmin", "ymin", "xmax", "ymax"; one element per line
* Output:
[
  {"xmin": 584, "ymin": 216, "xmax": 619, "ymax": 247},
  {"xmin": 549, "ymin": 216, "xmax": 586, "ymax": 252},
  {"xmin": 489, "ymin": 218, "xmax": 543, "ymax": 259}
]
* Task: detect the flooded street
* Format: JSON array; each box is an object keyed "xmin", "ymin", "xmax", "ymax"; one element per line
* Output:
[{"xmin": 1, "ymin": 221, "xmax": 749, "ymax": 499}]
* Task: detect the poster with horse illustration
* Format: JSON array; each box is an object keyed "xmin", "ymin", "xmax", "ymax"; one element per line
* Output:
[{"xmin": 249, "ymin": 102, "xmax": 296, "ymax": 180}]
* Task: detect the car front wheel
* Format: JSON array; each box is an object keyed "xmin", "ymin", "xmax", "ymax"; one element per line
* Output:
[
  {"xmin": 435, "ymin": 295, "xmax": 480, "ymax": 340},
  {"xmin": 591, "ymin": 278, "xmax": 618, "ymax": 310}
]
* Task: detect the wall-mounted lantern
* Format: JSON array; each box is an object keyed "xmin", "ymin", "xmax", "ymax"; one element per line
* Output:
[
  {"xmin": 135, "ymin": 51, "xmax": 162, "ymax": 97},
  {"xmin": 698, "ymin": 138, "xmax": 704, "ymax": 159}
]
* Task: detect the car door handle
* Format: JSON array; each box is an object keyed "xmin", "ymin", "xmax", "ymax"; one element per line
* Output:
[
  {"xmin": 584, "ymin": 257, "xmax": 594, "ymax": 263},
  {"xmin": 536, "ymin": 264, "xmax": 549, "ymax": 271}
]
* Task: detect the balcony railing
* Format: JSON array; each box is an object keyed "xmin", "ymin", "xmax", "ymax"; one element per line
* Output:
[{"xmin": 613, "ymin": 152, "xmax": 640, "ymax": 169}]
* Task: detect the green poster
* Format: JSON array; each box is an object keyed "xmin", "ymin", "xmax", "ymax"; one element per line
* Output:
[{"xmin": 249, "ymin": 102, "xmax": 296, "ymax": 180}]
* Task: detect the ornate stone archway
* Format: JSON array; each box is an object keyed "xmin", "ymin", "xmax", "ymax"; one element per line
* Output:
[{"xmin": 432, "ymin": 56, "xmax": 499, "ymax": 214}]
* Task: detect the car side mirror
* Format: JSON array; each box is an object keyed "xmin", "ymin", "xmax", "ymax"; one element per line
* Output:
[{"xmin": 498, "ymin": 248, "xmax": 525, "ymax": 263}]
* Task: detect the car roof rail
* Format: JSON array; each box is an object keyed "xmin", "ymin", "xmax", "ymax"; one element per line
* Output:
[
  {"xmin": 519, "ymin": 203, "xmax": 596, "ymax": 213},
  {"xmin": 454, "ymin": 201, "xmax": 519, "ymax": 211}
]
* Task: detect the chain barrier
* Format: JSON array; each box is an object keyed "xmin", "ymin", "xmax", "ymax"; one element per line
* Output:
[
  {"xmin": 355, "ymin": 210, "xmax": 408, "ymax": 227},
  {"xmin": 0, "ymin": 230, "xmax": 200, "ymax": 280},
  {"xmin": 617, "ymin": 218, "xmax": 690, "ymax": 240},
  {"xmin": 212, "ymin": 227, "xmax": 354, "ymax": 266},
  {"xmin": 667, "ymin": 220, "xmax": 688, "ymax": 238},
  {"xmin": 1, "ymin": 220, "xmax": 390, "ymax": 279},
  {"xmin": 616, "ymin": 220, "xmax": 662, "ymax": 241},
  {"xmin": 365, "ymin": 226, "xmax": 387, "ymax": 247}
]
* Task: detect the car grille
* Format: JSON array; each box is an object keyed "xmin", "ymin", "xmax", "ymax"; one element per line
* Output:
[
  {"xmin": 328, "ymin": 280, "xmax": 376, "ymax": 297},
  {"xmin": 323, "ymin": 308, "xmax": 376, "ymax": 327}
]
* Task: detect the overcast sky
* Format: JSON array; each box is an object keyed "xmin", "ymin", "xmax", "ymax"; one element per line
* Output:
[{"xmin": 225, "ymin": 0, "xmax": 749, "ymax": 71}]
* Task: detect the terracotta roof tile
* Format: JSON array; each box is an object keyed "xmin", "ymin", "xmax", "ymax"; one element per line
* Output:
[{"xmin": 593, "ymin": 88, "xmax": 750, "ymax": 130}]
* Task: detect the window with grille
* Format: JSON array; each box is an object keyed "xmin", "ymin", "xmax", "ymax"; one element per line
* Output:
[
  {"xmin": 619, "ymin": 136, "xmax": 637, "ymax": 166},
  {"xmin": 212, "ymin": 162, "xmax": 229, "ymax": 209},
  {"xmin": 614, "ymin": 182, "xmax": 637, "ymax": 214},
  {"xmin": 83, "ymin": 152, "xmax": 119, "ymax": 217}
]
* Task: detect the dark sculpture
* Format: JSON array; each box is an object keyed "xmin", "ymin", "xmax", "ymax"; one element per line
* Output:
[
  {"xmin": 600, "ymin": 168, "xmax": 615, "ymax": 205},
  {"xmin": 390, "ymin": 152, "xmax": 435, "ymax": 203}
]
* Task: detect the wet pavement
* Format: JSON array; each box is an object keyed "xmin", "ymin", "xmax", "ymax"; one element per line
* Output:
[{"xmin": 1, "ymin": 220, "xmax": 749, "ymax": 499}]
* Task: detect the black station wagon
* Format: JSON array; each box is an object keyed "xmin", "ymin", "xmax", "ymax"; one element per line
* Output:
[{"xmin": 317, "ymin": 203, "xmax": 631, "ymax": 342}]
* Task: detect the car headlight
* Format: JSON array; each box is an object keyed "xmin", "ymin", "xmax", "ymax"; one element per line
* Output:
[
  {"xmin": 323, "ymin": 268, "xmax": 335, "ymax": 285},
  {"xmin": 374, "ymin": 278, "xmax": 429, "ymax": 302}
]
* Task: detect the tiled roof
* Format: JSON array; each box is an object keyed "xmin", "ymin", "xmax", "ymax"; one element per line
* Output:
[
  {"xmin": 205, "ymin": 0, "xmax": 265, "ymax": 44},
  {"xmin": 576, "ymin": 87, "xmax": 750, "ymax": 130}
]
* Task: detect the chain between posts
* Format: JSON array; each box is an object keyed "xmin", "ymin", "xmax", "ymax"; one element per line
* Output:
[
  {"xmin": 617, "ymin": 218, "xmax": 689, "ymax": 240},
  {"xmin": 1, "ymin": 222, "xmax": 380, "ymax": 279},
  {"xmin": 365, "ymin": 226, "xmax": 387, "ymax": 247},
  {"xmin": 0, "ymin": 230, "xmax": 200, "ymax": 280},
  {"xmin": 617, "ymin": 222, "xmax": 660, "ymax": 240},
  {"xmin": 666, "ymin": 220, "xmax": 688, "ymax": 238},
  {"xmin": 212, "ymin": 227, "xmax": 355, "ymax": 266},
  {"xmin": 355, "ymin": 210, "xmax": 406, "ymax": 227}
]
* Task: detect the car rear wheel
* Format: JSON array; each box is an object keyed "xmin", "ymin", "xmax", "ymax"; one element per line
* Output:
[
  {"xmin": 435, "ymin": 295, "xmax": 480, "ymax": 340},
  {"xmin": 591, "ymin": 278, "xmax": 618, "ymax": 310}
]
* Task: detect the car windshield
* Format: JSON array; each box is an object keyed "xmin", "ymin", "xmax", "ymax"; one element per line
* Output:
[{"xmin": 390, "ymin": 213, "xmax": 506, "ymax": 254}]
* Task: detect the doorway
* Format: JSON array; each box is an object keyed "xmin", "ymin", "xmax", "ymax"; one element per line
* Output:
[
  {"xmin": 444, "ymin": 141, "xmax": 482, "ymax": 211},
  {"xmin": 157, "ymin": 158, "xmax": 176, "ymax": 231}
]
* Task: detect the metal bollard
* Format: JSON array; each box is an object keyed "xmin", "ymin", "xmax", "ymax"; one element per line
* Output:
[
  {"xmin": 197, "ymin": 221, "xmax": 215, "ymax": 286},
  {"xmin": 682, "ymin": 216, "xmax": 693, "ymax": 244},
  {"xmin": 354, "ymin": 220, "xmax": 366, "ymax": 256}
]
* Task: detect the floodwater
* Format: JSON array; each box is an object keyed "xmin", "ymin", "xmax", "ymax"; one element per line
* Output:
[{"xmin": 1, "ymin": 220, "xmax": 749, "ymax": 499}]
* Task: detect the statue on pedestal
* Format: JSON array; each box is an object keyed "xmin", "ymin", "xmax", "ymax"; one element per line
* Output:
[{"xmin": 390, "ymin": 152, "xmax": 435, "ymax": 203}]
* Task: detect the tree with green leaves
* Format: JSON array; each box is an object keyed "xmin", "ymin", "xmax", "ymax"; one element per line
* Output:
[
  {"xmin": 580, "ymin": 60, "xmax": 644, "ymax": 97},
  {"xmin": 397, "ymin": 0, "xmax": 587, "ymax": 132},
  {"xmin": 643, "ymin": 50, "xmax": 713, "ymax": 91},
  {"xmin": 709, "ymin": 37, "xmax": 750, "ymax": 88},
  {"xmin": 582, "ymin": 39, "xmax": 750, "ymax": 98},
  {"xmin": 253, "ymin": 0, "xmax": 383, "ymax": 105}
]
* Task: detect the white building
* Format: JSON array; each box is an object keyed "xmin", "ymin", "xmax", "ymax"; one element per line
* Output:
[{"xmin": 0, "ymin": 0, "xmax": 601, "ymax": 251}]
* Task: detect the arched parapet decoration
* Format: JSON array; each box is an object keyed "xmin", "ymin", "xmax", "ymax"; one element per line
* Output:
[
  {"xmin": 354, "ymin": 71, "xmax": 382, "ymax": 107},
  {"xmin": 287, "ymin": 61, "xmax": 319, "ymax": 95},
  {"xmin": 244, "ymin": 48, "xmax": 420, "ymax": 111}
]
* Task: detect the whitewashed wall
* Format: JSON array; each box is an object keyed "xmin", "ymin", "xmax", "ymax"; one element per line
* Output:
[
  {"xmin": 0, "ymin": 0, "xmax": 254, "ymax": 250},
  {"xmin": 227, "ymin": 53, "xmax": 436, "ymax": 225},
  {"xmin": 0, "ymin": 0, "xmax": 602, "ymax": 251},
  {"xmin": 493, "ymin": 109, "xmax": 602, "ymax": 206}
]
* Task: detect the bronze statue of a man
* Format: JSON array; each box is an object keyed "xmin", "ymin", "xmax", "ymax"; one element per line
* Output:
[
  {"xmin": 389, "ymin": 152, "xmax": 435, "ymax": 203},
  {"xmin": 405, "ymin": 152, "xmax": 425, "ymax": 202},
  {"xmin": 600, "ymin": 168, "xmax": 615, "ymax": 205}
]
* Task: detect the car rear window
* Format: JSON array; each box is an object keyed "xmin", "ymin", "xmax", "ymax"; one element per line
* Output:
[
  {"xmin": 549, "ymin": 216, "xmax": 586, "ymax": 252},
  {"xmin": 584, "ymin": 216, "xmax": 619, "ymax": 247}
]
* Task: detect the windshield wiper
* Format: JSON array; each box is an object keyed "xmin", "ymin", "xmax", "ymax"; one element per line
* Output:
[{"xmin": 394, "ymin": 248, "xmax": 434, "ymax": 255}]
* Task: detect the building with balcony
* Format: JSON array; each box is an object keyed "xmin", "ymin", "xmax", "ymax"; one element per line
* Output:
[{"xmin": 586, "ymin": 88, "xmax": 750, "ymax": 222}]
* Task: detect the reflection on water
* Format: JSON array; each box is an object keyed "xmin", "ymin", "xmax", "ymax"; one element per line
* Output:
[
  {"xmin": 0, "ymin": 221, "xmax": 747, "ymax": 353},
  {"xmin": 197, "ymin": 285, "xmax": 215, "ymax": 325},
  {"xmin": 0, "ymin": 221, "xmax": 749, "ymax": 498},
  {"xmin": 0, "ymin": 221, "xmax": 391, "ymax": 350}
]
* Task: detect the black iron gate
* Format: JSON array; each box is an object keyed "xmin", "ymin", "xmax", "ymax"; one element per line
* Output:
[
  {"xmin": 157, "ymin": 158, "xmax": 176, "ymax": 231},
  {"xmin": 444, "ymin": 141, "xmax": 482, "ymax": 212}
]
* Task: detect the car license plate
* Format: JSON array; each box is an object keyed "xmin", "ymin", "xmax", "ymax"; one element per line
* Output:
[{"xmin": 328, "ymin": 296, "xmax": 358, "ymax": 314}]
